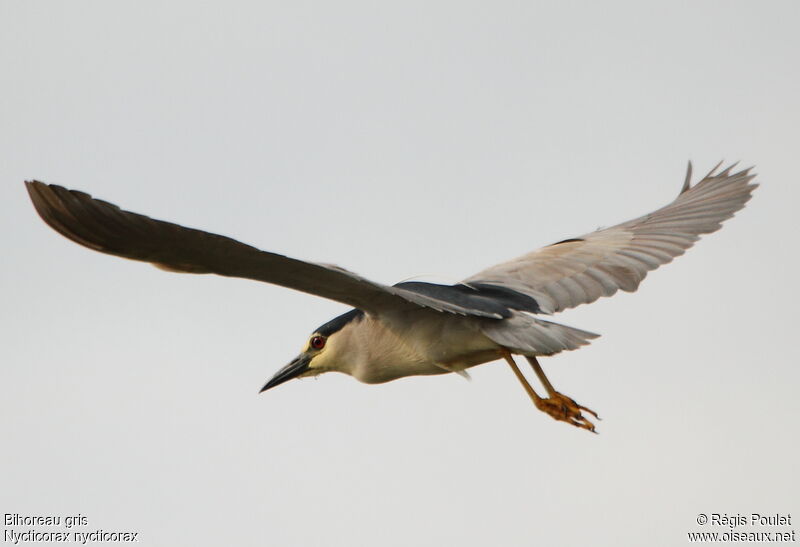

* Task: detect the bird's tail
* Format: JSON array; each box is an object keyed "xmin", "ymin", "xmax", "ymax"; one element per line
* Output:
[{"xmin": 481, "ymin": 314, "xmax": 600, "ymax": 356}]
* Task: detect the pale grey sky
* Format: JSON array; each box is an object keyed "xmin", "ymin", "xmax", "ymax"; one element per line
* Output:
[{"xmin": 2, "ymin": 1, "xmax": 798, "ymax": 546}]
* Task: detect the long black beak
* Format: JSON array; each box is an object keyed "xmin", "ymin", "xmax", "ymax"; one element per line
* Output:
[{"xmin": 260, "ymin": 354, "xmax": 311, "ymax": 393}]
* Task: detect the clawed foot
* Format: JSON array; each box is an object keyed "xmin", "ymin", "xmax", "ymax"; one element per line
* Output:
[
  {"xmin": 500, "ymin": 351, "xmax": 600, "ymax": 433},
  {"xmin": 534, "ymin": 392, "xmax": 600, "ymax": 432}
]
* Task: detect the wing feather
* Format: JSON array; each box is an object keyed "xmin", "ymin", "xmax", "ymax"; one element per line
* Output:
[
  {"xmin": 26, "ymin": 181, "xmax": 502, "ymax": 319},
  {"xmin": 465, "ymin": 162, "xmax": 757, "ymax": 314}
]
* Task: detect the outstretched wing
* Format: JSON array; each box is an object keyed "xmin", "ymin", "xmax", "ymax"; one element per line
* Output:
[
  {"xmin": 25, "ymin": 181, "xmax": 502, "ymax": 318},
  {"xmin": 464, "ymin": 162, "xmax": 758, "ymax": 314}
]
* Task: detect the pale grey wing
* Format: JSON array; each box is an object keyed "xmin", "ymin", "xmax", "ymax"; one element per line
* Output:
[
  {"xmin": 464, "ymin": 162, "xmax": 758, "ymax": 314},
  {"xmin": 25, "ymin": 181, "xmax": 502, "ymax": 318}
]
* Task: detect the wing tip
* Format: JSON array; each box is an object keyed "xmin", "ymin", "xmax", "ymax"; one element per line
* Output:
[
  {"xmin": 24, "ymin": 179, "xmax": 56, "ymax": 221},
  {"xmin": 680, "ymin": 159, "xmax": 759, "ymax": 195},
  {"xmin": 680, "ymin": 161, "xmax": 693, "ymax": 194}
]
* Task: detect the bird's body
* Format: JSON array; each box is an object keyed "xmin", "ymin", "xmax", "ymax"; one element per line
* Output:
[
  {"xmin": 25, "ymin": 162, "xmax": 757, "ymax": 431},
  {"xmin": 314, "ymin": 307, "xmax": 499, "ymax": 383}
]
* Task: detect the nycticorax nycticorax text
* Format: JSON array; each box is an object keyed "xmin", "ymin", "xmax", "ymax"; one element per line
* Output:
[{"xmin": 25, "ymin": 162, "xmax": 757, "ymax": 432}]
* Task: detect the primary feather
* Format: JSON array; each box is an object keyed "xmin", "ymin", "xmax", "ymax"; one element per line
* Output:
[{"xmin": 464, "ymin": 162, "xmax": 757, "ymax": 314}]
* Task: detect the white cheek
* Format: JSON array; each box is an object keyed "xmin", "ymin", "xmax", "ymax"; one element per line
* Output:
[{"xmin": 307, "ymin": 350, "xmax": 329, "ymax": 371}]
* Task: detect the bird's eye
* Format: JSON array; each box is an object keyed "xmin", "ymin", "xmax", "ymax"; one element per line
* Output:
[{"xmin": 310, "ymin": 336, "xmax": 326, "ymax": 350}]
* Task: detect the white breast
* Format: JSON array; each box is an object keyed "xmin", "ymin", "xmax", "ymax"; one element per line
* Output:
[{"xmin": 344, "ymin": 310, "xmax": 502, "ymax": 384}]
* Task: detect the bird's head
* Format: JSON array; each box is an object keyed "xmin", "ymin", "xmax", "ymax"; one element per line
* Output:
[{"xmin": 259, "ymin": 309, "xmax": 363, "ymax": 392}]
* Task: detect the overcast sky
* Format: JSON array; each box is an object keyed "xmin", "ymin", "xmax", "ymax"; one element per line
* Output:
[{"xmin": 2, "ymin": 1, "xmax": 798, "ymax": 546}]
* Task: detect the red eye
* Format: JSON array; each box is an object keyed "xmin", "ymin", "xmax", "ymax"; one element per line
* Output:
[{"xmin": 310, "ymin": 336, "xmax": 326, "ymax": 350}]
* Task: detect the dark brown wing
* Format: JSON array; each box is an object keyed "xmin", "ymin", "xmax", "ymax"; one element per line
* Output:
[{"xmin": 25, "ymin": 181, "xmax": 502, "ymax": 318}]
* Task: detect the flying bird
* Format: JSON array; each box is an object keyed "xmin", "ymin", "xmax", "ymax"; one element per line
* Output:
[{"xmin": 25, "ymin": 162, "xmax": 757, "ymax": 432}]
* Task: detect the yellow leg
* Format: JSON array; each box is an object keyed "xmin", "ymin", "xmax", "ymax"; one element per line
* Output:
[
  {"xmin": 500, "ymin": 349, "xmax": 598, "ymax": 432},
  {"xmin": 527, "ymin": 355, "xmax": 557, "ymax": 394},
  {"xmin": 501, "ymin": 349, "xmax": 546, "ymax": 405}
]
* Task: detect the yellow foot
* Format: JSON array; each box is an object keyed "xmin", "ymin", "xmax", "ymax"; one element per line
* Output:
[{"xmin": 535, "ymin": 392, "xmax": 600, "ymax": 432}]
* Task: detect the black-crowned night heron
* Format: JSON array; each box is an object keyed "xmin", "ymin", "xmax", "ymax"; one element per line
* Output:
[{"xmin": 25, "ymin": 162, "xmax": 757, "ymax": 432}]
